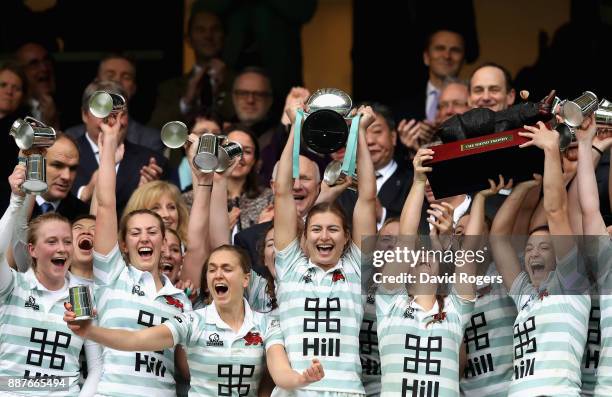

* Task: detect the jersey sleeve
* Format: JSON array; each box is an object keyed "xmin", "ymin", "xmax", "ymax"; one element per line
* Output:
[
  {"xmin": 509, "ymin": 271, "xmax": 535, "ymax": 310},
  {"xmin": 93, "ymin": 243, "xmax": 126, "ymax": 286},
  {"xmin": 342, "ymin": 242, "xmax": 363, "ymax": 278},
  {"xmin": 274, "ymin": 239, "xmax": 305, "ymax": 281},
  {"xmin": 263, "ymin": 314, "xmax": 284, "ymax": 350},
  {"xmin": 0, "ymin": 257, "xmax": 16, "ymax": 304},
  {"xmin": 164, "ymin": 311, "xmax": 200, "ymax": 348}
]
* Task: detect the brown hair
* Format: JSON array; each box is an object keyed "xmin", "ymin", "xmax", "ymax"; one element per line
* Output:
[
  {"xmin": 257, "ymin": 224, "xmax": 277, "ymax": 310},
  {"xmin": 122, "ymin": 181, "xmax": 188, "ymax": 242},
  {"xmin": 304, "ymin": 202, "xmax": 350, "ymax": 241},
  {"xmin": 119, "ymin": 209, "xmax": 166, "ymax": 244},
  {"xmin": 27, "ymin": 213, "xmax": 71, "ymax": 267},
  {"xmin": 198, "ymin": 245, "xmax": 252, "ymax": 306}
]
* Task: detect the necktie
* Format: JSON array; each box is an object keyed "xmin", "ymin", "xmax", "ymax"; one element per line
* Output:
[
  {"xmin": 426, "ymin": 89, "xmax": 439, "ymax": 122},
  {"xmin": 40, "ymin": 202, "xmax": 54, "ymax": 214}
]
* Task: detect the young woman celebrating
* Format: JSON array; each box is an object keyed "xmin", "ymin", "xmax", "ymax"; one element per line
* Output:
[
  {"xmin": 272, "ymin": 105, "xmax": 378, "ymax": 396},
  {"xmin": 375, "ymin": 148, "xmax": 485, "ymax": 397},
  {"xmin": 0, "ymin": 165, "xmax": 101, "ymax": 396},
  {"xmin": 65, "ymin": 245, "xmax": 325, "ymax": 396},
  {"xmin": 89, "ymin": 117, "xmax": 192, "ymax": 396},
  {"xmin": 490, "ymin": 121, "xmax": 590, "ymax": 397}
]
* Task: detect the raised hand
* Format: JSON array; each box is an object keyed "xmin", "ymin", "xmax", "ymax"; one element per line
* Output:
[
  {"xmin": 357, "ymin": 105, "xmax": 376, "ymax": 130},
  {"xmin": 427, "ymin": 202, "xmax": 454, "ymax": 235},
  {"xmin": 514, "ymin": 173, "xmax": 542, "ymax": 192},
  {"xmin": 282, "ymin": 87, "xmax": 310, "ymax": 126},
  {"xmin": 139, "ymin": 157, "xmax": 163, "ymax": 187},
  {"xmin": 412, "ymin": 148, "xmax": 434, "ymax": 182},
  {"xmin": 397, "ymin": 119, "xmax": 421, "ymax": 151},
  {"xmin": 518, "ymin": 121, "xmax": 560, "ymax": 151},
  {"xmin": 478, "ymin": 174, "xmax": 512, "ymax": 198},
  {"xmin": 8, "ymin": 164, "xmax": 27, "ymax": 197},
  {"xmin": 63, "ymin": 302, "xmax": 94, "ymax": 338}
]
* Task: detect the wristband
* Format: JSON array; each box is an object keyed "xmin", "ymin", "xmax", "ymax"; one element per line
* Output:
[{"xmin": 592, "ymin": 145, "xmax": 604, "ymax": 156}]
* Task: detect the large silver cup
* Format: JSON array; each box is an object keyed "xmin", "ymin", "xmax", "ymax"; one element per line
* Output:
[
  {"xmin": 10, "ymin": 116, "xmax": 56, "ymax": 150},
  {"xmin": 89, "ymin": 91, "xmax": 126, "ymax": 119},
  {"xmin": 22, "ymin": 154, "xmax": 48, "ymax": 194},
  {"xmin": 216, "ymin": 140, "xmax": 243, "ymax": 173},
  {"xmin": 301, "ymin": 88, "xmax": 353, "ymax": 154},
  {"xmin": 323, "ymin": 160, "xmax": 358, "ymax": 191},
  {"xmin": 561, "ymin": 91, "xmax": 598, "ymax": 128},
  {"xmin": 193, "ymin": 134, "xmax": 220, "ymax": 172},
  {"xmin": 160, "ymin": 121, "xmax": 188, "ymax": 148}
]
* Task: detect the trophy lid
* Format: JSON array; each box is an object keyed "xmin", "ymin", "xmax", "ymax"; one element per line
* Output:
[
  {"xmin": 161, "ymin": 121, "xmax": 188, "ymax": 148},
  {"xmin": 89, "ymin": 91, "xmax": 125, "ymax": 118},
  {"xmin": 10, "ymin": 119, "xmax": 35, "ymax": 150},
  {"xmin": 307, "ymin": 88, "xmax": 352, "ymax": 116}
]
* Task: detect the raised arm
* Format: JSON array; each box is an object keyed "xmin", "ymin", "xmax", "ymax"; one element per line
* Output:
[
  {"xmin": 273, "ymin": 107, "xmax": 300, "ymax": 250},
  {"xmin": 266, "ymin": 345, "xmax": 324, "ymax": 389},
  {"xmin": 400, "ymin": 148, "xmax": 433, "ymax": 235},
  {"xmin": 209, "ymin": 164, "xmax": 236, "ymax": 248},
  {"xmin": 491, "ymin": 179, "xmax": 541, "ymax": 292},
  {"xmin": 181, "ymin": 135, "xmax": 213, "ymax": 289},
  {"xmin": 576, "ymin": 115, "xmax": 607, "ymax": 235},
  {"xmin": 94, "ymin": 118, "xmax": 122, "ymax": 255},
  {"xmin": 352, "ymin": 106, "xmax": 377, "ymax": 248}
]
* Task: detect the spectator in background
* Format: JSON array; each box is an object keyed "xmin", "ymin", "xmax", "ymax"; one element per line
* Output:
[
  {"xmin": 149, "ymin": 6, "xmax": 232, "ymax": 131},
  {"xmin": 69, "ymin": 80, "xmax": 166, "ymax": 215},
  {"xmin": 468, "ymin": 62, "xmax": 516, "ymax": 112},
  {"xmin": 201, "ymin": 0, "xmax": 317, "ymax": 115},
  {"xmin": 0, "ymin": 61, "xmax": 28, "ymax": 213},
  {"xmin": 15, "ymin": 42, "xmax": 60, "ymax": 129},
  {"xmin": 66, "ymin": 55, "xmax": 163, "ymax": 153}
]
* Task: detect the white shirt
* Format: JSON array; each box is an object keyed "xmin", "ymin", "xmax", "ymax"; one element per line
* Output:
[
  {"xmin": 426, "ymin": 80, "xmax": 440, "ymax": 122},
  {"xmin": 77, "ymin": 133, "xmax": 120, "ymax": 200},
  {"xmin": 35, "ymin": 195, "xmax": 60, "ymax": 212},
  {"xmin": 375, "ymin": 160, "xmax": 397, "ymax": 229}
]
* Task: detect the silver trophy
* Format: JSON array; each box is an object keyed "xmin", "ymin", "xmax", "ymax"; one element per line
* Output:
[
  {"xmin": 216, "ymin": 140, "xmax": 243, "ymax": 173},
  {"xmin": 88, "ymin": 90, "xmax": 126, "ymax": 119},
  {"xmin": 301, "ymin": 88, "xmax": 353, "ymax": 154},
  {"xmin": 595, "ymin": 98, "xmax": 612, "ymax": 134},
  {"xmin": 10, "ymin": 117, "xmax": 56, "ymax": 194},
  {"xmin": 160, "ymin": 121, "xmax": 188, "ymax": 148},
  {"xmin": 561, "ymin": 91, "xmax": 598, "ymax": 128},
  {"xmin": 323, "ymin": 160, "xmax": 357, "ymax": 191},
  {"xmin": 193, "ymin": 133, "xmax": 221, "ymax": 172}
]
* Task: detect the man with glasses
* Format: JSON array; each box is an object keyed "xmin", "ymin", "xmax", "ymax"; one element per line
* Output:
[{"xmin": 15, "ymin": 42, "xmax": 60, "ymax": 129}]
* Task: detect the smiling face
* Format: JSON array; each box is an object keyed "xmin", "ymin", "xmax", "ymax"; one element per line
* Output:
[
  {"xmin": 16, "ymin": 43, "xmax": 55, "ymax": 96},
  {"xmin": 29, "ymin": 219, "xmax": 73, "ymax": 288},
  {"xmin": 232, "ymin": 72, "xmax": 273, "ymax": 125},
  {"xmin": 150, "ymin": 194, "xmax": 179, "ymax": 232},
  {"xmin": 291, "ymin": 157, "xmax": 320, "ymax": 218},
  {"xmin": 227, "ymin": 130, "xmax": 257, "ymax": 180},
  {"xmin": 305, "ymin": 211, "xmax": 349, "ymax": 269},
  {"xmin": 424, "ymin": 30, "xmax": 465, "ymax": 80},
  {"xmin": 121, "ymin": 213, "xmax": 165, "ymax": 273},
  {"xmin": 72, "ymin": 217, "xmax": 95, "ymax": 265},
  {"xmin": 365, "ymin": 112, "xmax": 397, "ymax": 170},
  {"xmin": 207, "ymin": 249, "xmax": 250, "ymax": 306},
  {"xmin": 469, "ymin": 66, "xmax": 515, "ymax": 112},
  {"xmin": 524, "ymin": 230, "xmax": 556, "ymax": 288},
  {"xmin": 161, "ymin": 232, "xmax": 182, "ymax": 283}
]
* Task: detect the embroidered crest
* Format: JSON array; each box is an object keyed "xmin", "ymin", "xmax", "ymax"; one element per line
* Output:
[
  {"xmin": 403, "ymin": 305, "xmax": 415, "ymax": 319},
  {"xmin": 332, "ymin": 270, "xmax": 345, "ymax": 283},
  {"xmin": 24, "ymin": 296, "xmax": 40, "ymax": 311},
  {"xmin": 432, "ymin": 311, "xmax": 447, "ymax": 323},
  {"xmin": 164, "ymin": 295, "xmax": 184, "ymax": 312},
  {"xmin": 131, "ymin": 285, "xmax": 145, "ymax": 296},
  {"xmin": 302, "ymin": 269, "xmax": 314, "ymax": 283},
  {"xmin": 538, "ymin": 289, "xmax": 549, "ymax": 300},
  {"xmin": 244, "ymin": 332, "xmax": 263, "ymax": 346}
]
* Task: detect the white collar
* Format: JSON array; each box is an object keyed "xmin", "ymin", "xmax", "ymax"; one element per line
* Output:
[
  {"xmin": 426, "ymin": 80, "xmax": 440, "ymax": 96},
  {"xmin": 128, "ymin": 265, "xmax": 182, "ymax": 297},
  {"xmin": 25, "ymin": 267, "xmax": 69, "ymax": 293},
  {"xmin": 375, "ymin": 160, "xmax": 397, "ymax": 193},
  {"xmin": 85, "ymin": 132, "xmax": 99, "ymax": 154},
  {"xmin": 205, "ymin": 298, "xmax": 256, "ymax": 337},
  {"xmin": 35, "ymin": 195, "xmax": 60, "ymax": 210}
]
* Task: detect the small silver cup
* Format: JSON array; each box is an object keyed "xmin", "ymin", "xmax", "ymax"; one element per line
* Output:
[
  {"xmin": 323, "ymin": 160, "xmax": 358, "ymax": 191},
  {"xmin": 22, "ymin": 154, "xmax": 48, "ymax": 194},
  {"xmin": 69, "ymin": 285, "xmax": 95, "ymax": 321},
  {"xmin": 160, "ymin": 121, "xmax": 188, "ymax": 148},
  {"xmin": 561, "ymin": 91, "xmax": 598, "ymax": 128},
  {"xmin": 88, "ymin": 91, "xmax": 126, "ymax": 119},
  {"xmin": 595, "ymin": 98, "xmax": 612, "ymax": 135},
  {"xmin": 193, "ymin": 134, "xmax": 220, "ymax": 172},
  {"xmin": 216, "ymin": 140, "xmax": 243, "ymax": 173},
  {"xmin": 10, "ymin": 117, "xmax": 56, "ymax": 150}
]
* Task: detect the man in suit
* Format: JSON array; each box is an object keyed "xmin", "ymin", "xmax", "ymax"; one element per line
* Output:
[
  {"xmin": 337, "ymin": 103, "xmax": 413, "ymax": 229},
  {"xmin": 70, "ymin": 80, "xmax": 166, "ymax": 216},
  {"xmin": 66, "ymin": 56, "xmax": 163, "ymax": 153},
  {"xmin": 234, "ymin": 155, "xmax": 320, "ymax": 272},
  {"xmin": 30, "ymin": 133, "xmax": 89, "ymax": 221}
]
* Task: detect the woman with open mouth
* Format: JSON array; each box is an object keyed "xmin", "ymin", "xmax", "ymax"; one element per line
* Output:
[
  {"xmin": 0, "ymin": 164, "xmax": 102, "ymax": 396},
  {"xmin": 86, "ymin": 116, "xmax": 193, "ymax": 396},
  {"xmin": 490, "ymin": 121, "xmax": 590, "ymax": 397},
  {"xmin": 375, "ymin": 148, "xmax": 486, "ymax": 396},
  {"xmin": 65, "ymin": 245, "xmax": 325, "ymax": 396},
  {"xmin": 270, "ymin": 104, "xmax": 378, "ymax": 396}
]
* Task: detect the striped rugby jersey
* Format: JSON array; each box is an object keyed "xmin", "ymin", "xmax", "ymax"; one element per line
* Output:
[
  {"xmin": 508, "ymin": 254, "xmax": 590, "ymax": 397},
  {"xmin": 360, "ymin": 288, "xmax": 380, "ymax": 397},
  {"xmin": 460, "ymin": 263, "xmax": 516, "ymax": 397},
  {"xmin": 246, "ymin": 270, "xmax": 277, "ymax": 315},
  {"xmin": 275, "ymin": 239, "xmax": 366, "ymax": 395},
  {"xmin": 593, "ymin": 236, "xmax": 612, "ymax": 397},
  {"xmin": 376, "ymin": 291, "xmax": 474, "ymax": 397},
  {"xmin": 164, "ymin": 299, "xmax": 283, "ymax": 396},
  {"xmin": 0, "ymin": 266, "xmax": 85, "ymax": 396},
  {"xmin": 93, "ymin": 244, "xmax": 192, "ymax": 397}
]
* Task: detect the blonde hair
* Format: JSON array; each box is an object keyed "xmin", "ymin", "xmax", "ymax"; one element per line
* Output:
[{"xmin": 122, "ymin": 181, "xmax": 189, "ymax": 243}]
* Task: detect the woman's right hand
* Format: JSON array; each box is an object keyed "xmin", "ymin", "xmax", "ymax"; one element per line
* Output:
[
  {"xmin": 412, "ymin": 148, "xmax": 434, "ymax": 182},
  {"xmin": 63, "ymin": 302, "xmax": 94, "ymax": 338},
  {"xmin": 8, "ymin": 164, "xmax": 26, "ymax": 197}
]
